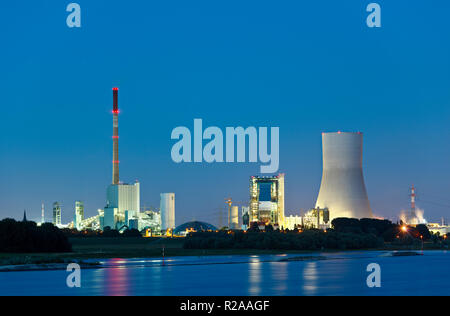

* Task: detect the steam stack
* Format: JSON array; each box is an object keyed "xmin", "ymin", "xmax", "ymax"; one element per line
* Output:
[
  {"xmin": 315, "ymin": 132, "xmax": 373, "ymax": 220},
  {"xmin": 112, "ymin": 88, "xmax": 119, "ymax": 184}
]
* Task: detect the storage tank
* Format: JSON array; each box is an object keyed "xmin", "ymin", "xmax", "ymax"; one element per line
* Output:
[
  {"xmin": 315, "ymin": 132, "xmax": 372, "ymax": 220},
  {"xmin": 160, "ymin": 193, "xmax": 175, "ymax": 231}
]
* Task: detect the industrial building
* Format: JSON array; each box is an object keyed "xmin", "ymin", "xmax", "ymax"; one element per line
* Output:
[
  {"xmin": 52, "ymin": 202, "xmax": 61, "ymax": 226},
  {"xmin": 230, "ymin": 206, "xmax": 239, "ymax": 229},
  {"xmin": 249, "ymin": 173, "xmax": 285, "ymax": 228},
  {"xmin": 241, "ymin": 206, "xmax": 250, "ymax": 230},
  {"xmin": 174, "ymin": 221, "xmax": 217, "ymax": 236},
  {"xmin": 160, "ymin": 193, "xmax": 175, "ymax": 233},
  {"xmin": 74, "ymin": 201, "xmax": 84, "ymax": 230},
  {"xmin": 283, "ymin": 215, "xmax": 303, "ymax": 230},
  {"xmin": 100, "ymin": 88, "xmax": 141, "ymax": 230},
  {"xmin": 315, "ymin": 132, "xmax": 373, "ymax": 221}
]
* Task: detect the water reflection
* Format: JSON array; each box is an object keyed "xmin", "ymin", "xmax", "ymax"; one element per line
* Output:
[
  {"xmin": 103, "ymin": 259, "xmax": 130, "ymax": 296},
  {"xmin": 1, "ymin": 251, "xmax": 449, "ymax": 296},
  {"xmin": 302, "ymin": 261, "xmax": 318, "ymax": 296},
  {"xmin": 248, "ymin": 260, "xmax": 261, "ymax": 295},
  {"xmin": 269, "ymin": 261, "xmax": 288, "ymax": 295}
]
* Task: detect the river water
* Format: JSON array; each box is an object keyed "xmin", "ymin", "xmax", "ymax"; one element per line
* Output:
[{"xmin": 0, "ymin": 250, "xmax": 449, "ymax": 296}]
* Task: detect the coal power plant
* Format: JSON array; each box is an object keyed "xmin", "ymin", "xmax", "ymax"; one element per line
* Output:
[{"xmin": 315, "ymin": 132, "xmax": 373, "ymax": 221}]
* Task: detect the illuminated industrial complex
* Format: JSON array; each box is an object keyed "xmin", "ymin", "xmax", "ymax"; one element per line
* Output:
[
  {"xmin": 33, "ymin": 89, "xmax": 448, "ymax": 236},
  {"xmin": 249, "ymin": 174, "xmax": 285, "ymax": 228}
]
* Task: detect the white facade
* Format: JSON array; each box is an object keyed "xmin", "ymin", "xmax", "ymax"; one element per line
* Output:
[
  {"xmin": 231, "ymin": 206, "xmax": 239, "ymax": 229},
  {"xmin": 137, "ymin": 211, "xmax": 161, "ymax": 232},
  {"xmin": 52, "ymin": 202, "xmax": 62, "ymax": 226},
  {"xmin": 106, "ymin": 182, "xmax": 140, "ymax": 215},
  {"xmin": 284, "ymin": 215, "xmax": 303, "ymax": 230},
  {"xmin": 160, "ymin": 193, "xmax": 175, "ymax": 231},
  {"xmin": 125, "ymin": 210, "xmax": 139, "ymax": 226},
  {"xmin": 74, "ymin": 201, "xmax": 84, "ymax": 230},
  {"xmin": 315, "ymin": 132, "xmax": 373, "ymax": 220},
  {"xmin": 103, "ymin": 207, "xmax": 117, "ymax": 229}
]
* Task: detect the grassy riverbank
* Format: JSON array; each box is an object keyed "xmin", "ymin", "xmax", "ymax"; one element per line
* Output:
[{"xmin": 0, "ymin": 236, "xmax": 446, "ymax": 267}]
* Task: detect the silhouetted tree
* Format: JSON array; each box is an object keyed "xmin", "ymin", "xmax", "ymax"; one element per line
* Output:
[
  {"xmin": 0, "ymin": 219, "xmax": 72, "ymax": 253},
  {"xmin": 415, "ymin": 224, "xmax": 431, "ymax": 241}
]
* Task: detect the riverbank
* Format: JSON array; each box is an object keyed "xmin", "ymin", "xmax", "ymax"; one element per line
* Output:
[{"xmin": 0, "ymin": 236, "xmax": 445, "ymax": 269}]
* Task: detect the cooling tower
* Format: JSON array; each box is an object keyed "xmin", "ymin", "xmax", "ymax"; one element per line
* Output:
[
  {"xmin": 160, "ymin": 193, "xmax": 175, "ymax": 231},
  {"xmin": 315, "ymin": 132, "xmax": 372, "ymax": 220}
]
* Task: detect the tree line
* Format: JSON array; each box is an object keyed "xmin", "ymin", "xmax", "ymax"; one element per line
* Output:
[
  {"xmin": 0, "ymin": 218, "xmax": 72, "ymax": 253},
  {"xmin": 184, "ymin": 217, "xmax": 447, "ymax": 251}
]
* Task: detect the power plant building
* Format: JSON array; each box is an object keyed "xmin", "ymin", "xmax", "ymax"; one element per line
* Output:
[
  {"xmin": 231, "ymin": 206, "xmax": 239, "ymax": 229},
  {"xmin": 52, "ymin": 202, "xmax": 61, "ymax": 226},
  {"xmin": 106, "ymin": 182, "xmax": 140, "ymax": 216},
  {"xmin": 160, "ymin": 193, "xmax": 175, "ymax": 232},
  {"xmin": 101, "ymin": 88, "xmax": 141, "ymax": 230},
  {"xmin": 249, "ymin": 174, "xmax": 285, "ymax": 227},
  {"xmin": 315, "ymin": 132, "xmax": 373, "ymax": 221},
  {"xmin": 74, "ymin": 201, "xmax": 84, "ymax": 230}
]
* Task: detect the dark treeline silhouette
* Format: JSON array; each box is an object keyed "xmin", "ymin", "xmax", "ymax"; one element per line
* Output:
[
  {"xmin": 184, "ymin": 229, "xmax": 384, "ymax": 251},
  {"xmin": 62, "ymin": 226, "xmax": 142, "ymax": 238},
  {"xmin": 184, "ymin": 218, "xmax": 446, "ymax": 251},
  {"xmin": 0, "ymin": 218, "xmax": 72, "ymax": 253},
  {"xmin": 332, "ymin": 218, "xmax": 398, "ymax": 241},
  {"xmin": 331, "ymin": 217, "xmax": 434, "ymax": 242}
]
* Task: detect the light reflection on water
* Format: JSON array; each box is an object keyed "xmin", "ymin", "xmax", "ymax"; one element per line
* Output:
[
  {"xmin": 302, "ymin": 261, "xmax": 318, "ymax": 296},
  {"xmin": 248, "ymin": 261, "xmax": 262, "ymax": 295},
  {"xmin": 1, "ymin": 251, "xmax": 449, "ymax": 296}
]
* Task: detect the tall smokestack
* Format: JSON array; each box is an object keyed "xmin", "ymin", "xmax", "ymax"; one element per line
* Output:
[{"xmin": 112, "ymin": 87, "xmax": 119, "ymax": 184}]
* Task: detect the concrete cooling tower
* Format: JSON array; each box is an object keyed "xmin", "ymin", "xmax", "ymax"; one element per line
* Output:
[{"xmin": 315, "ymin": 132, "xmax": 372, "ymax": 220}]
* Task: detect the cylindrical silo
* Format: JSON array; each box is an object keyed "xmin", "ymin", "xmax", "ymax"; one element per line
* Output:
[
  {"xmin": 160, "ymin": 193, "xmax": 175, "ymax": 231},
  {"xmin": 315, "ymin": 132, "xmax": 372, "ymax": 220},
  {"xmin": 231, "ymin": 206, "xmax": 239, "ymax": 229}
]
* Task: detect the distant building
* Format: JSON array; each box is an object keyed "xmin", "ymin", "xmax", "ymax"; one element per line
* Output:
[
  {"xmin": 302, "ymin": 207, "xmax": 330, "ymax": 230},
  {"xmin": 74, "ymin": 201, "xmax": 84, "ymax": 230},
  {"xmin": 160, "ymin": 193, "xmax": 175, "ymax": 233},
  {"xmin": 174, "ymin": 221, "xmax": 217, "ymax": 236},
  {"xmin": 137, "ymin": 210, "xmax": 161, "ymax": 232},
  {"xmin": 249, "ymin": 174, "xmax": 285, "ymax": 227},
  {"xmin": 102, "ymin": 181, "xmax": 140, "ymax": 229},
  {"xmin": 427, "ymin": 223, "xmax": 450, "ymax": 236},
  {"xmin": 284, "ymin": 215, "xmax": 303, "ymax": 230},
  {"xmin": 241, "ymin": 206, "xmax": 250, "ymax": 230},
  {"xmin": 103, "ymin": 207, "xmax": 117, "ymax": 230},
  {"xmin": 53, "ymin": 202, "xmax": 62, "ymax": 226},
  {"xmin": 231, "ymin": 206, "xmax": 239, "ymax": 229},
  {"xmin": 128, "ymin": 218, "xmax": 139, "ymax": 230}
]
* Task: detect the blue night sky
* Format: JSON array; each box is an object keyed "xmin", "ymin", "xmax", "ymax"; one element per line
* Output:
[{"xmin": 0, "ymin": 1, "xmax": 449, "ymax": 225}]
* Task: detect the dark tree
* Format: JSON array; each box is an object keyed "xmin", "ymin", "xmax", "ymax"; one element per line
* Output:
[
  {"xmin": 0, "ymin": 219, "xmax": 72, "ymax": 253},
  {"xmin": 415, "ymin": 224, "xmax": 431, "ymax": 241}
]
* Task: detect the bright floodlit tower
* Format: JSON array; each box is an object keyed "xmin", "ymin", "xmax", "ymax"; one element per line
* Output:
[
  {"xmin": 315, "ymin": 132, "xmax": 373, "ymax": 220},
  {"xmin": 249, "ymin": 173, "xmax": 285, "ymax": 227}
]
